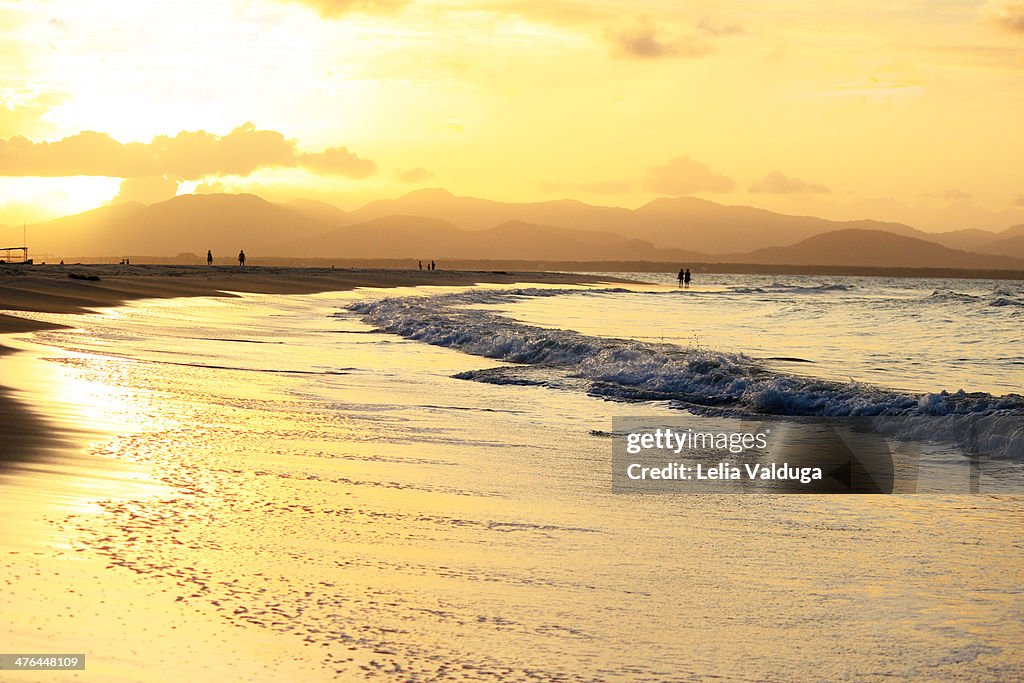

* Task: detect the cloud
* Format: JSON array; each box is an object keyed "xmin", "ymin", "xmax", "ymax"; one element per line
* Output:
[
  {"xmin": 0, "ymin": 91, "xmax": 66, "ymax": 138},
  {"xmin": 298, "ymin": 146, "xmax": 377, "ymax": 178},
  {"xmin": 111, "ymin": 176, "xmax": 179, "ymax": 205},
  {"xmin": 749, "ymin": 171, "xmax": 830, "ymax": 194},
  {"xmin": 937, "ymin": 188, "xmax": 972, "ymax": 201},
  {"xmin": 644, "ymin": 156, "xmax": 734, "ymax": 195},
  {"xmin": 988, "ymin": 2, "xmax": 1024, "ymax": 32},
  {"xmin": 0, "ymin": 123, "xmax": 376, "ymax": 180},
  {"xmin": 476, "ymin": 1, "xmax": 610, "ymax": 26},
  {"xmin": 697, "ymin": 17, "xmax": 744, "ymax": 37},
  {"xmin": 1014, "ymin": 194, "xmax": 1024, "ymax": 207},
  {"xmin": 398, "ymin": 167, "xmax": 435, "ymax": 183},
  {"xmin": 285, "ymin": 0, "xmax": 410, "ymax": 18},
  {"xmin": 194, "ymin": 180, "xmax": 228, "ymax": 194},
  {"xmin": 605, "ymin": 17, "xmax": 709, "ymax": 59}
]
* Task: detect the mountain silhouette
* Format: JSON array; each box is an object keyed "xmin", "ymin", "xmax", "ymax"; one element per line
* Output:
[
  {"xmin": 20, "ymin": 190, "xmax": 1024, "ymax": 270},
  {"xmin": 344, "ymin": 189, "xmax": 938, "ymax": 253},
  {"xmin": 30, "ymin": 194, "xmax": 331, "ymax": 257},
  {"xmin": 283, "ymin": 198, "xmax": 349, "ymax": 225},
  {"xmin": 284, "ymin": 216, "xmax": 700, "ymax": 261},
  {"xmin": 345, "ymin": 188, "xmax": 637, "ymax": 235},
  {"xmin": 920, "ymin": 228, "xmax": 1001, "ymax": 252},
  {"xmin": 739, "ymin": 229, "xmax": 1024, "ymax": 269},
  {"xmin": 973, "ymin": 234, "xmax": 1024, "ymax": 260},
  {"xmin": 631, "ymin": 196, "xmax": 931, "ymax": 252}
]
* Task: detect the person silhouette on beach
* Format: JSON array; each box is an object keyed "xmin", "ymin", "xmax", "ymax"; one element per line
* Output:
[
  {"xmin": 238, "ymin": 250, "xmax": 246, "ymax": 267},
  {"xmin": 677, "ymin": 268, "xmax": 685, "ymax": 288},
  {"xmin": 207, "ymin": 250, "xmax": 213, "ymax": 266},
  {"xmin": 684, "ymin": 269, "xmax": 691, "ymax": 288},
  {"xmin": 431, "ymin": 260, "xmax": 436, "ymax": 271},
  {"xmin": 418, "ymin": 260, "xmax": 422, "ymax": 271}
]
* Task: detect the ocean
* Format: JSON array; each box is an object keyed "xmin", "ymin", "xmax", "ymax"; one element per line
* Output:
[{"xmin": 3, "ymin": 272, "xmax": 1023, "ymax": 680}]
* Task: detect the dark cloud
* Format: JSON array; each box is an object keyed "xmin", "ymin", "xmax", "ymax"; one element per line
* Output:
[
  {"xmin": 749, "ymin": 171, "xmax": 829, "ymax": 194},
  {"xmin": 0, "ymin": 123, "xmax": 376, "ymax": 180},
  {"xmin": 158, "ymin": 125, "xmax": 296, "ymax": 178},
  {"xmin": 286, "ymin": 0, "xmax": 409, "ymax": 18},
  {"xmin": 644, "ymin": 156, "xmax": 734, "ymax": 194},
  {"xmin": 111, "ymin": 176, "xmax": 179, "ymax": 205},
  {"xmin": 990, "ymin": 2, "xmax": 1024, "ymax": 32},
  {"xmin": 605, "ymin": 17, "xmax": 708, "ymax": 59},
  {"xmin": 398, "ymin": 167, "xmax": 435, "ymax": 183}
]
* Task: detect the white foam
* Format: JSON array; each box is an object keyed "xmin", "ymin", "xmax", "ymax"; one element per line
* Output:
[{"xmin": 345, "ymin": 288, "xmax": 1024, "ymax": 459}]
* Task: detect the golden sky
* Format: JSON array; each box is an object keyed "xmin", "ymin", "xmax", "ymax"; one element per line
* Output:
[{"xmin": 1, "ymin": 0, "xmax": 1023, "ymax": 231}]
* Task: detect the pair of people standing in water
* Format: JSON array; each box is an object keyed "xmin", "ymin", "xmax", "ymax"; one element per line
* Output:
[{"xmin": 677, "ymin": 268, "xmax": 691, "ymax": 288}]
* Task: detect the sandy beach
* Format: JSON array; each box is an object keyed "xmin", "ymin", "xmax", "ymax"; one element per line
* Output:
[
  {"xmin": 0, "ymin": 265, "xmax": 622, "ymax": 681},
  {"xmin": 0, "ymin": 262, "xmax": 618, "ymax": 451},
  {"xmin": 0, "ymin": 263, "xmax": 614, "ymax": 322},
  {"xmin": 1, "ymin": 266, "xmax": 1021, "ymax": 681},
  {"xmin": 6, "ymin": 0, "xmax": 1024, "ymax": 678}
]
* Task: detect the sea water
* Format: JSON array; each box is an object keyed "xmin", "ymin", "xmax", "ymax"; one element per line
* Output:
[
  {"xmin": 2, "ymin": 274, "xmax": 1023, "ymax": 680},
  {"xmin": 452, "ymin": 273, "xmax": 1024, "ymax": 397}
]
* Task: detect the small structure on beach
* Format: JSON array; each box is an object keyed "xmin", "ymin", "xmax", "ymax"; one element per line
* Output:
[{"xmin": 0, "ymin": 246, "xmax": 31, "ymax": 265}]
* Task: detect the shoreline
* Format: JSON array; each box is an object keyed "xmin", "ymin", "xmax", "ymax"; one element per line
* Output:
[
  {"xmin": 1, "ymin": 263, "xmax": 625, "ymax": 475},
  {"xmin": 1, "ymin": 264, "xmax": 625, "ymax": 464},
  {"xmin": 0, "ymin": 263, "xmax": 624, "ymax": 332},
  {"xmin": 20, "ymin": 258, "xmax": 1024, "ymax": 281},
  {"xmin": 0, "ymin": 265, "xmax": 626, "ymax": 680},
  {"xmin": 1, "ymin": 267, "xmax": 1021, "ymax": 679}
]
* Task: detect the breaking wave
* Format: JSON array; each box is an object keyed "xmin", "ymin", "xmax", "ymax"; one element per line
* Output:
[
  {"xmin": 344, "ymin": 288, "xmax": 1024, "ymax": 460},
  {"xmin": 929, "ymin": 288, "xmax": 1024, "ymax": 308}
]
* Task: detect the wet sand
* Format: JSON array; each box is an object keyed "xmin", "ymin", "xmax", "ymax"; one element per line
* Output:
[
  {"xmin": 1, "ymin": 285, "xmax": 1020, "ymax": 681},
  {"xmin": 3, "ymin": 267, "xmax": 1021, "ymax": 680},
  {"xmin": 0, "ymin": 264, "xmax": 616, "ymax": 471},
  {"xmin": 0, "ymin": 264, "xmax": 620, "ymax": 681},
  {"xmin": 0, "ymin": 263, "xmax": 614, "ymax": 322}
]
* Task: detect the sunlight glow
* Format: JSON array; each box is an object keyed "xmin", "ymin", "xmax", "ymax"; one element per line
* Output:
[{"xmin": 0, "ymin": 0, "xmax": 1022, "ymax": 228}]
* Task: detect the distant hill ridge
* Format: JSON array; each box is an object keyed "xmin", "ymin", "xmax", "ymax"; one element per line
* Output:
[
  {"xmin": 28, "ymin": 194, "xmax": 330, "ymax": 257},
  {"xmin": 282, "ymin": 215, "xmax": 702, "ymax": 262},
  {"xmin": 16, "ymin": 190, "xmax": 1024, "ymax": 270},
  {"xmin": 737, "ymin": 229, "xmax": 1023, "ymax": 270}
]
